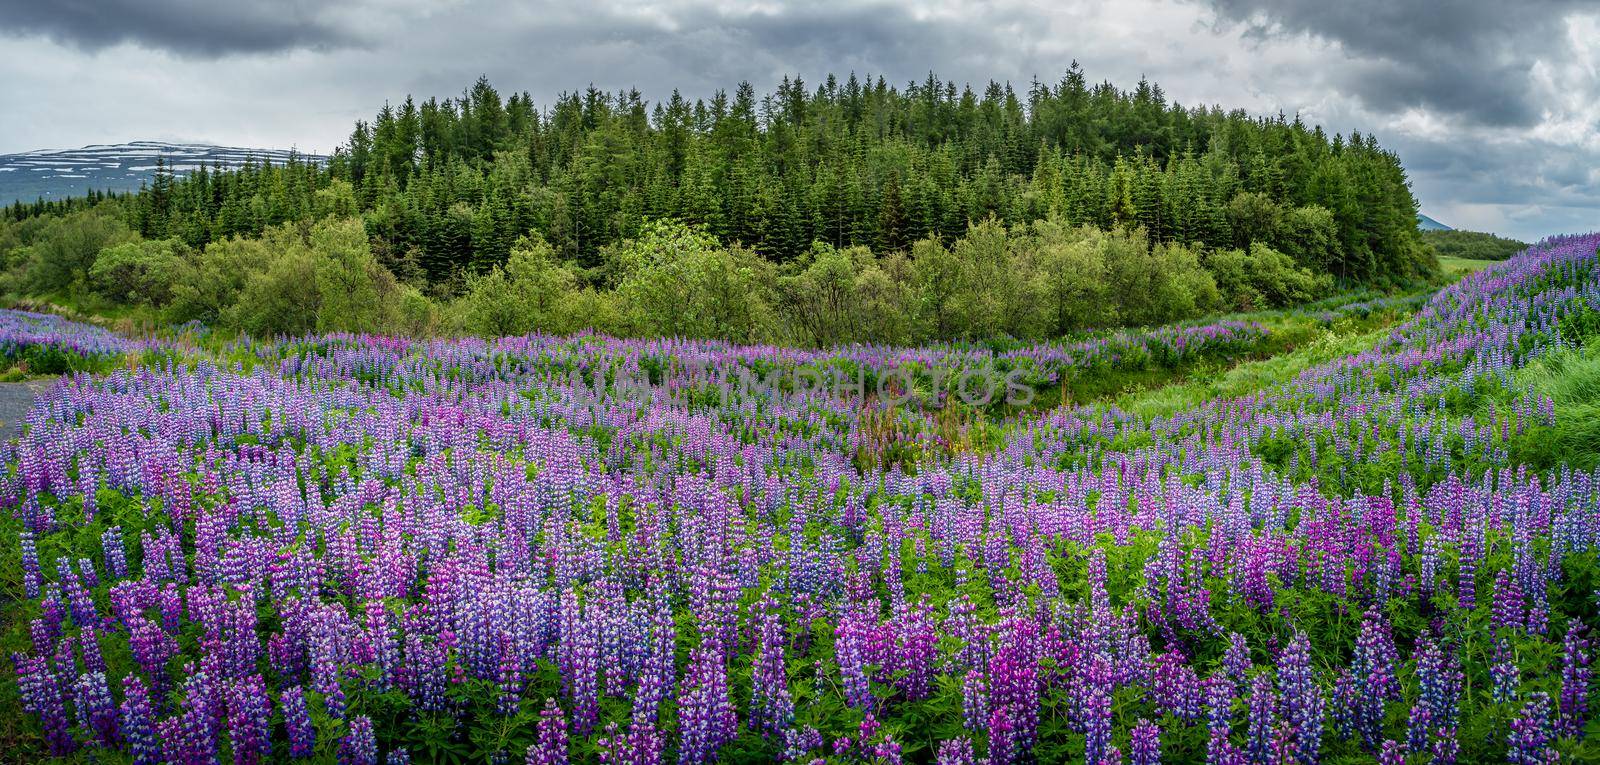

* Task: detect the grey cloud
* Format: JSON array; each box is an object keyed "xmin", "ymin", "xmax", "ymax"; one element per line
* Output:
[
  {"xmin": 0, "ymin": 0, "xmax": 366, "ymax": 56},
  {"xmin": 1201, "ymin": 0, "xmax": 1587, "ymax": 128},
  {"xmin": 1, "ymin": 0, "xmax": 1596, "ymax": 240}
]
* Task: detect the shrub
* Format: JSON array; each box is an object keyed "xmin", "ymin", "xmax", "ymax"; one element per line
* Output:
[
  {"xmin": 607, "ymin": 220, "xmax": 775, "ymax": 342},
  {"xmin": 89, "ymin": 238, "xmax": 187, "ymax": 305},
  {"xmin": 1206, "ymin": 243, "xmax": 1330, "ymax": 311}
]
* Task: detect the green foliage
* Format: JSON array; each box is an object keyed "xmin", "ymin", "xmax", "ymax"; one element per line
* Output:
[
  {"xmin": 230, "ymin": 244, "xmax": 322, "ymax": 336},
  {"xmin": 88, "ymin": 237, "xmax": 187, "ymax": 305},
  {"xmin": 5, "ymin": 67, "xmax": 1433, "ymax": 291},
  {"xmin": 9, "ymin": 206, "xmax": 135, "ymax": 294},
  {"xmin": 459, "ymin": 233, "xmax": 583, "ymax": 337},
  {"xmin": 1421, "ymin": 229, "xmax": 1529, "ymax": 261},
  {"xmin": 607, "ymin": 220, "xmax": 776, "ymax": 342},
  {"xmin": 1205, "ymin": 242, "xmax": 1331, "ymax": 311},
  {"xmin": 1511, "ymin": 339, "xmax": 1600, "ymax": 472}
]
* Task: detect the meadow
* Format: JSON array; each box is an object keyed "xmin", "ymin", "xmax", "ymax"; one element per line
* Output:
[{"xmin": 0, "ymin": 238, "xmax": 1597, "ymax": 764}]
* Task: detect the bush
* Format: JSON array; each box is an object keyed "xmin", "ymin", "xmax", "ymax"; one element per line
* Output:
[
  {"xmin": 1205, "ymin": 243, "xmax": 1330, "ymax": 312},
  {"xmin": 89, "ymin": 238, "xmax": 187, "ymax": 305},
  {"xmin": 229, "ymin": 248, "xmax": 322, "ymax": 337},
  {"xmin": 18, "ymin": 208, "xmax": 135, "ymax": 294},
  {"xmin": 607, "ymin": 220, "xmax": 775, "ymax": 342},
  {"xmin": 168, "ymin": 230, "xmax": 288, "ymax": 324}
]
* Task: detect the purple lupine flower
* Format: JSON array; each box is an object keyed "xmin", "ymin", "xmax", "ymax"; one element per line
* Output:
[
  {"xmin": 1491, "ymin": 638, "xmax": 1520, "ymax": 703},
  {"xmin": 1559, "ymin": 621, "xmax": 1590, "ymax": 738},
  {"xmin": 1245, "ymin": 672, "xmax": 1275, "ymax": 765},
  {"xmin": 101, "ymin": 526, "xmax": 128, "ymax": 579},
  {"xmin": 13, "ymin": 652, "xmax": 74, "ymax": 755},
  {"xmin": 1205, "ymin": 674, "xmax": 1234, "ymax": 765},
  {"xmin": 121, "ymin": 674, "xmax": 161, "ymax": 765},
  {"xmin": 1129, "ymin": 719, "xmax": 1160, "ymax": 765},
  {"xmin": 73, "ymin": 670, "xmax": 119, "ymax": 747},
  {"xmin": 1347, "ymin": 607, "xmax": 1398, "ymax": 749},
  {"xmin": 282, "ymin": 685, "xmax": 316, "ymax": 758},
  {"xmin": 228, "ymin": 674, "xmax": 272, "ymax": 765},
  {"xmin": 987, "ymin": 705, "xmax": 1017, "ymax": 765},
  {"xmin": 750, "ymin": 595, "xmax": 795, "ymax": 736},
  {"xmin": 1491, "ymin": 569, "xmax": 1526, "ymax": 637},
  {"xmin": 527, "ymin": 699, "xmax": 569, "ymax": 765},
  {"xmin": 676, "ymin": 636, "xmax": 736, "ymax": 765},
  {"xmin": 1431, "ymin": 727, "xmax": 1459, "ymax": 765},
  {"xmin": 20, "ymin": 531, "xmax": 41, "ymax": 598},
  {"xmin": 961, "ymin": 668, "xmax": 988, "ymax": 731},
  {"xmin": 596, "ymin": 708, "xmax": 666, "ymax": 765},
  {"xmin": 935, "ymin": 737, "xmax": 976, "ymax": 765},
  {"xmin": 1082, "ymin": 654, "xmax": 1113, "ymax": 765},
  {"xmin": 1277, "ymin": 632, "xmax": 1323, "ymax": 764},
  {"xmin": 1507, "ymin": 693, "xmax": 1555, "ymax": 765},
  {"xmin": 497, "ymin": 635, "xmax": 523, "ymax": 716},
  {"xmin": 1222, "ymin": 633, "xmax": 1251, "ymax": 687},
  {"xmin": 339, "ymin": 715, "xmax": 378, "ymax": 765}
]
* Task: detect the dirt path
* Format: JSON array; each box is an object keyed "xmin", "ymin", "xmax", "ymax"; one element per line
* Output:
[{"xmin": 0, "ymin": 378, "xmax": 54, "ymax": 441}]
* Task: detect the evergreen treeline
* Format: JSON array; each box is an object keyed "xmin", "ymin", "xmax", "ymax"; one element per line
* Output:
[
  {"xmin": 1420, "ymin": 229, "xmax": 1528, "ymax": 261},
  {"xmin": 8, "ymin": 66, "xmax": 1431, "ymax": 287}
]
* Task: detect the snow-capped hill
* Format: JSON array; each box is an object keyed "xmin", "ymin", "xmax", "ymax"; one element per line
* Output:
[{"xmin": 1, "ymin": 141, "xmax": 327, "ymax": 205}]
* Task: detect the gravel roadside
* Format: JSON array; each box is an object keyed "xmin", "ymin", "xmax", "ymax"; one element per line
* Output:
[{"xmin": 0, "ymin": 378, "xmax": 54, "ymax": 441}]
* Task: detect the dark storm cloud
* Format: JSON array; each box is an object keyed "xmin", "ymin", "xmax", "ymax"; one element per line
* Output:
[
  {"xmin": 0, "ymin": 0, "xmax": 363, "ymax": 57},
  {"xmin": 1201, "ymin": 0, "xmax": 1587, "ymax": 128}
]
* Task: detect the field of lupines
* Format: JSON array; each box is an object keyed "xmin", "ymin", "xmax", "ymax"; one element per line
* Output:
[{"xmin": 3, "ymin": 235, "xmax": 1599, "ymax": 764}]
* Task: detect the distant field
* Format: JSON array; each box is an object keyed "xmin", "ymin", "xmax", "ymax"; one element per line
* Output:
[{"xmin": 1438, "ymin": 253, "xmax": 1501, "ymax": 276}]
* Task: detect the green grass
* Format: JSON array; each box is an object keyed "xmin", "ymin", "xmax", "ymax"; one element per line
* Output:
[
  {"xmin": 1438, "ymin": 255, "xmax": 1501, "ymax": 278},
  {"xmin": 1510, "ymin": 339, "xmax": 1600, "ymax": 472},
  {"xmin": 1115, "ymin": 322, "xmax": 1396, "ymax": 418}
]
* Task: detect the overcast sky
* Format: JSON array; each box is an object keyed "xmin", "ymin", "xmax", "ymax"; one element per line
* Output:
[{"xmin": 1, "ymin": 0, "xmax": 1594, "ymax": 241}]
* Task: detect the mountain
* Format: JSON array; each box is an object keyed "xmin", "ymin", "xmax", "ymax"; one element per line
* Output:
[
  {"xmin": 0, "ymin": 141, "xmax": 326, "ymax": 205},
  {"xmin": 1417, "ymin": 213, "xmax": 1452, "ymax": 231}
]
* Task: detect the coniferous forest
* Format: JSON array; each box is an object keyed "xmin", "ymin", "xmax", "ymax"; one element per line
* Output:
[{"xmin": 1, "ymin": 67, "xmax": 1433, "ymax": 344}]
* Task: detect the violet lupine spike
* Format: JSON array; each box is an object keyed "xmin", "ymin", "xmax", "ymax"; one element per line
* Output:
[
  {"xmin": 72, "ymin": 669, "xmax": 119, "ymax": 747},
  {"xmin": 1347, "ymin": 606, "xmax": 1399, "ymax": 750},
  {"xmin": 1506, "ymin": 692, "xmax": 1555, "ymax": 765},
  {"xmin": 14, "ymin": 652, "xmax": 74, "ymax": 755},
  {"xmin": 676, "ymin": 636, "xmax": 736, "ymax": 765},
  {"xmin": 527, "ymin": 699, "xmax": 569, "ymax": 765},
  {"xmin": 1491, "ymin": 638, "xmax": 1520, "ymax": 703},
  {"xmin": 120, "ymin": 674, "xmax": 161, "ymax": 765},
  {"xmin": 228, "ymin": 674, "xmax": 273, "ymax": 765},
  {"xmin": 281, "ymin": 685, "xmax": 316, "ymax": 759},
  {"xmin": 750, "ymin": 595, "xmax": 795, "ymax": 736},
  {"xmin": 1559, "ymin": 620, "xmax": 1591, "ymax": 739},
  {"xmin": 1245, "ymin": 672, "xmax": 1275, "ymax": 765},
  {"xmin": 1277, "ymin": 632, "xmax": 1323, "ymax": 765},
  {"xmin": 339, "ymin": 715, "xmax": 378, "ymax": 765},
  {"xmin": 935, "ymin": 737, "xmax": 976, "ymax": 765},
  {"xmin": 1129, "ymin": 719, "xmax": 1160, "ymax": 765}
]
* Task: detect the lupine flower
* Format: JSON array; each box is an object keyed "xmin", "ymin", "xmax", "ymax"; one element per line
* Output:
[
  {"xmin": 527, "ymin": 699, "xmax": 569, "ymax": 765},
  {"xmin": 0, "ymin": 236, "xmax": 1597, "ymax": 764},
  {"xmin": 72, "ymin": 670, "xmax": 119, "ymax": 747},
  {"xmin": 282, "ymin": 685, "xmax": 316, "ymax": 758},
  {"xmin": 1559, "ymin": 621, "xmax": 1590, "ymax": 738},
  {"xmin": 1276, "ymin": 633, "xmax": 1323, "ymax": 764},
  {"xmin": 1129, "ymin": 719, "xmax": 1160, "ymax": 765},
  {"xmin": 339, "ymin": 715, "xmax": 378, "ymax": 765},
  {"xmin": 1506, "ymin": 693, "xmax": 1555, "ymax": 765},
  {"xmin": 120, "ymin": 675, "xmax": 161, "ymax": 765}
]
